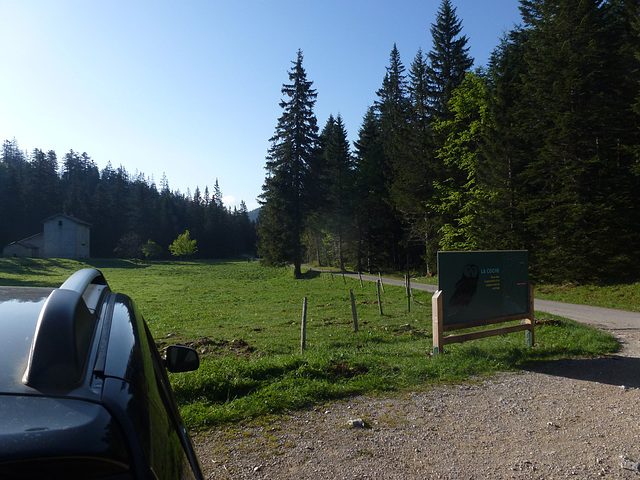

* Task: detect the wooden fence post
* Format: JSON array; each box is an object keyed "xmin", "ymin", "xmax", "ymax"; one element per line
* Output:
[
  {"xmin": 405, "ymin": 275, "xmax": 411, "ymax": 313},
  {"xmin": 377, "ymin": 280, "xmax": 383, "ymax": 315},
  {"xmin": 301, "ymin": 297, "xmax": 308, "ymax": 352},
  {"xmin": 432, "ymin": 290, "xmax": 443, "ymax": 355},
  {"xmin": 378, "ymin": 273, "xmax": 385, "ymax": 293},
  {"xmin": 526, "ymin": 284, "xmax": 535, "ymax": 347},
  {"xmin": 350, "ymin": 289, "xmax": 358, "ymax": 332}
]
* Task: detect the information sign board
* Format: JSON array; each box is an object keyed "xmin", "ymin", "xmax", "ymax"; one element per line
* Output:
[{"xmin": 437, "ymin": 250, "xmax": 529, "ymax": 328}]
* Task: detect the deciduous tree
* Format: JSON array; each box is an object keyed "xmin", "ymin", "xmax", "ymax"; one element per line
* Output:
[{"xmin": 169, "ymin": 230, "xmax": 198, "ymax": 260}]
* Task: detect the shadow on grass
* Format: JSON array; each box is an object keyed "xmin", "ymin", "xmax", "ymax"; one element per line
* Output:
[
  {"xmin": 88, "ymin": 257, "xmax": 260, "ymax": 270},
  {"xmin": 0, "ymin": 278, "xmax": 54, "ymax": 287},
  {"xmin": 85, "ymin": 259, "xmax": 150, "ymax": 270},
  {"xmin": 0, "ymin": 258, "xmax": 81, "ymax": 286},
  {"xmin": 0, "ymin": 258, "xmax": 71, "ymax": 274},
  {"xmin": 300, "ymin": 269, "xmax": 322, "ymax": 280}
]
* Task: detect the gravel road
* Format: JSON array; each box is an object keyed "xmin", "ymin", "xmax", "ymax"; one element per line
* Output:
[{"xmin": 193, "ymin": 275, "xmax": 640, "ymax": 479}]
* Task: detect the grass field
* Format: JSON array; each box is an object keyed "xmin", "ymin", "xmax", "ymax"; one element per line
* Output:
[
  {"xmin": 0, "ymin": 258, "xmax": 622, "ymax": 429},
  {"xmin": 412, "ymin": 273, "xmax": 640, "ymax": 311},
  {"xmin": 534, "ymin": 282, "xmax": 640, "ymax": 312}
]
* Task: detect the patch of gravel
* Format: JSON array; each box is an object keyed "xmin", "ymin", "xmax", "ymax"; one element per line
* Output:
[{"xmin": 193, "ymin": 326, "xmax": 640, "ymax": 479}]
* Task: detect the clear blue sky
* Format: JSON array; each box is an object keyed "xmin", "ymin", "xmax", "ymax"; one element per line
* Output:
[{"xmin": 0, "ymin": 1, "xmax": 522, "ymax": 211}]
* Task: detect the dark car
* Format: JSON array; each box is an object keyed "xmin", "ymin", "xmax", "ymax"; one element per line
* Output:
[{"xmin": 0, "ymin": 268, "xmax": 203, "ymax": 479}]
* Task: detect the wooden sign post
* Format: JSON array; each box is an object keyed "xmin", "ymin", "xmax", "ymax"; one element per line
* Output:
[
  {"xmin": 432, "ymin": 284, "xmax": 534, "ymax": 355},
  {"xmin": 432, "ymin": 250, "xmax": 534, "ymax": 355}
]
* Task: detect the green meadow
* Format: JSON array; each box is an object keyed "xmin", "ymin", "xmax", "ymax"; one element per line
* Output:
[{"xmin": 0, "ymin": 258, "xmax": 621, "ymax": 429}]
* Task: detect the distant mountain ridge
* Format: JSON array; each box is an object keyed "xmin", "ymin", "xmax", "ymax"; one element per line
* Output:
[{"xmin": 248, "ymin": 208, "xmax": 260, "ymax": 222}]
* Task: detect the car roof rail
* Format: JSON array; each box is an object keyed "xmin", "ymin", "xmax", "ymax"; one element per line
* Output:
[
  {"xmin": 23, "ymin": 269, "xmax": 111, "ymax": 390},
  {"xmin": 60, "ymin": 268, "xmax": 110, "ymax": 314},
  {"xmin": 60, "ymin": 268, "xmax": 108, "ymax": 293}
]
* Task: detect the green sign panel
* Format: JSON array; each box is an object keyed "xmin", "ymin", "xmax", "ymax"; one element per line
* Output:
[{"xmin": 437, "ymin": 251, "xmax": 529, "ymax": 327}]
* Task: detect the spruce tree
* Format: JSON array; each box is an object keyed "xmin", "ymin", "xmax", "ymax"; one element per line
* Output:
[
  {"xmin": 426, "ymin": 0, "xmax": 474, "ymax": 121},
  {"xmin": 353, "ymin": 107, "xmax": 395, "ymax": 272},
  {"xmin": 24, "ymin": 149, "xmax": 60, "ymax": 234},
  {"xmin": 258, "ymin": 50, "xmax": 319, "ymax": 278},
  {"xmin": 393, "ymin": 48, "xmax": 439, "ymax": 271},
  {"xmin": 517, "ymin": 0, "xmax": 639, "ymax": 280},
  {"xmin": 371, "ymin": 45, "xmax": 410, "ymax": 269},
  {"xmin": 376, "ymin": 44, "xmax": 410, "ymax": 161},
  {"xmin": 313, "ymin": 114, "xmax": 354, "ymax": 270},
  {"xmin": 483, "ymin": 28, "xmax": 532, "ymax": 252},
  {"xmin": 0, "ymin": 139, "xmax": 27, "ymax": 244}
]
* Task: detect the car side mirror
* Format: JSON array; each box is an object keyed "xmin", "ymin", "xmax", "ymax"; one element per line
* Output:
[{"xmin": 165, "ymin": 345, "xmax": 200, "ymax": 373}]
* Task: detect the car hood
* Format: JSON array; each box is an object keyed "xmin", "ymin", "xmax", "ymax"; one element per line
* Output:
[
  {"xmin": 0, "ymin": 287, "xmax": 52, "ymax": 395},
  {"xmin": 0, "ymin": 394, "xmax": 131, "ymax": 470},
  {"xmin": 0, "ymin": 287, "xmax": 101, "ymax": 399}
]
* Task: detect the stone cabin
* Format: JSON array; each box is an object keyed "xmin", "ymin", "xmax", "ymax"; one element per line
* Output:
[{"xmin": 2, "ymin": 214, "xmax": 91, "ymax": 259}]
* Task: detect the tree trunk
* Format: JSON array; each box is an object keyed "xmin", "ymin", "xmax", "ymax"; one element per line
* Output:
[{"xmin": 294, "ymin": 261, "xmax": 302, "ymax": 279}]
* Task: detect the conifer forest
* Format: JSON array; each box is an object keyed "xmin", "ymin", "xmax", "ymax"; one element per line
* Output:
[
  {"xmin": 2, "ymin": 0, "xmax": 639, "ymax": 283},
  {"xmin": 258, "ymin": 0, "xmax": 640, "ymax": 282},
  {"xmin": 0, "ymin": 142, "xmax": 256, "ymax": 260}
]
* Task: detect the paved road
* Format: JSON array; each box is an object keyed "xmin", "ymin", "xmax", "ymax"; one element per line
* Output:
[{"xmin": 323, "ymin": 270, "xmax": 640, "ymax": 331}]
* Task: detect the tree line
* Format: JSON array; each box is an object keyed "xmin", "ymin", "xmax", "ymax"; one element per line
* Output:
[
  {"xmin": 0, "ymin": 140, "xmax": 256, "ymax": 259},
  {"xmin": 258, "ymin": 0, "xmax": 640, "ymax": 283}
]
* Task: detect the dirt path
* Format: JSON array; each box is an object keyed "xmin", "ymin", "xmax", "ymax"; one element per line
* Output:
[{"xmin": 193, "ymin": 275, "xmax": 640, "ymax": 479}]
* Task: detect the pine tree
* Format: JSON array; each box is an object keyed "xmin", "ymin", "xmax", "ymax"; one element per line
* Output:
[
  {"xmin": 0, "ymin": 139, "xmax": 27, "ymax": 244},
  {"xmin": 376, "ymin": 44, "xmax": 410, "ymax": 162},
  {"xmin": 61, "ymin": 150, "xmax": 99, "ymax": 219},
  {"xmin": 1, "ymin": 139, "xmax": 25, "ymax": 167},
  {"xmin": 212, "ymin": 179, "xmax": 223, "ymax": 207},
  {"xmin": 483, "ymin": 28, "xmax": 532, "ymax": 252},
  {"xmin": 258, "ymin": 50, "xmax": 319, "ymax": 278},
  {"xmin": 393, "ymin": 48, "xmax": 439, "ymax": 271},
  {"xmin": 426, "ymin": 0, "xmax": 474, "ymax": 121},
  {"xmin": 229, "ymin": 200, "xmax": 255, "ymax": 256},
  {"xmin": 24, "ymin": 148, "xmax": 60, "ymax": 232},
  {"xmin": 516, "ymin": 0, "xmax": 639, "ymax": 280},
  {"xmin": 313, "ymin": 114, "xmax": 354, "ymax": 270},
  {"xmin": 353, "ymin": 107, "xmax": 395, "ymax": 272},
  {"xmin": 372, "ymin": 45, "xmax": 410, "ymax": 269}
]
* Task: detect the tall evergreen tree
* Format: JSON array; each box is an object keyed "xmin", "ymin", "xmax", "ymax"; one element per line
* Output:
[
  {"xmin": 483, "ymin": 28, "xmax": 532, "ymax": 252},
  {"xmin": 24, "ymin": 149, "xmax": 60, "ymax": 233},
  {"xmin": 61, "ymin": 150, "xmax": 99, "ymax": 219},
  {"xmin": 372, "ymin": 45, "xmax": 410, "ymax": 268},
  {"xmin": 0, "ymin": 139, "xmax": 27, "ymax": 245},
  {"xmin": 426, "ymin": 0, "xmax": 474, "ymax": 121},
  {"xmin": 517, "ymin": 0, "xmax": 639, "ymax": 280},
  {"xmin": 312, "ymin": 114, "xmax": 354, "ymax": 270},
  {"xmin": 258, "ymin": 50, "xmax": 319, "ymax": 278},
  {"xmin": 1, "ymin": 139, "xmax": 25, "ymax": 167},
  {"xmin": 353, "ymin": 107, "xmax": 395, "ymax": 272},
  {"xmin": 393, "ymin": 48, "xmax": 440, "ymax": 271},
  {"xmin": 229, "ymin": 201, "xmax": 255, "ymax": 257},
  {"xmin": 376, "ymin": 44, "xmax": 410, "ymax": 169}
]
